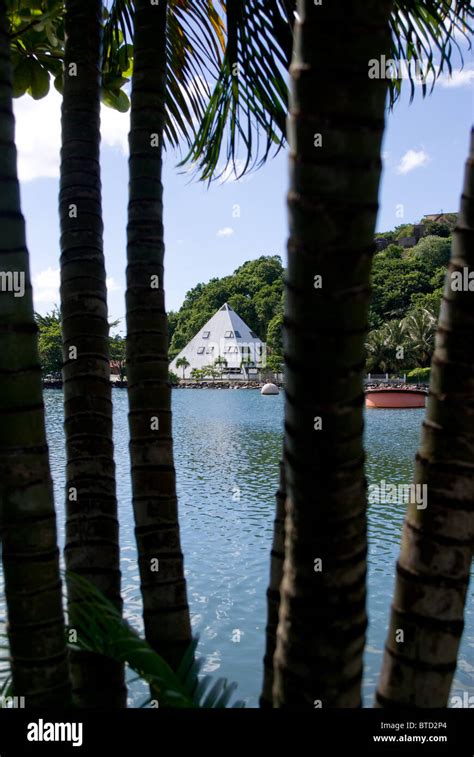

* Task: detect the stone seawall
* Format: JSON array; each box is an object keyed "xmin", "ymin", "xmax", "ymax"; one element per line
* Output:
[
  {"xmin": 43, "ymin": 380, "xmax": 282, "ymax": 390},
  {"xmin": 174, "ymin": 381, "xmax": 283, "ymax": 390}
]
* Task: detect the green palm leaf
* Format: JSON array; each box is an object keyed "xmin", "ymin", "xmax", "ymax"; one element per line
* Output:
[
  {"xmin": 183, "ymin": 0, "xmax": 473, "ymax": 180},
  {"xmin": 0, "ymin": 572, "xmax": 245, "ymax": 708},
  {"xmin": 65, "ymin": 572, "xmax": 245, "ymax": 709}
]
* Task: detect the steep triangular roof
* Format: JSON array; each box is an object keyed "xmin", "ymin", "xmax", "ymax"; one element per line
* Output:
[{"xmin": 170, "ymin": 302, "xmax": 265, "ymax": 378}]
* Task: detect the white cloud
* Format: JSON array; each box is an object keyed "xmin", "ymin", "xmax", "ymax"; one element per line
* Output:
[
  {"xmin": 218, "ymin": 158, "xmax": 251, "ymax": 184},
  {"xmin": 396, "ymin": 149, "xmax": 430, "ymax": 175},
  {"xmin": 33, "ymin": 266, "xmax": 120, "ymax": 307},
  {"xmin": 217, "ymin": 227, "xmax": 234, "ymax": 238},
  {"xmin": 13, "ymin": 89, "xmax": 130, "ymax": 182},
  {"xmin": 33, "ymin": 266, "xmax": 60, "ymax": 304},
  {"xmin": 106, "ymin": 277, "xmax": 121, "ymax": 292},
  {"xmin": 14, "ymin": 94, "xmax": 61, "ymax": 182},
  {"xmin": 438, "ymin": 67, "xmax": 474, "ymax": 88},
  {"xmin": 100, "ymin": 103, "xmax": 129, "ymax": 154}
]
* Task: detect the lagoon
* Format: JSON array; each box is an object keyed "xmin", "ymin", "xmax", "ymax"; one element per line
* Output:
[{"xmin": 7, "ymin": 389, "xmax": 474, "ymax": 707}]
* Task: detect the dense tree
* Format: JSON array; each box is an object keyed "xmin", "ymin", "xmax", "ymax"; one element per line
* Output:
[
  {"xmin": 370, "ymin": 253, "xmax": 432, "ymax": 328},
  {"xmin": 365, "ymin": 310, "xmax": 436, "ymax": 373},
  {"xmin": 109, "ymin": 334, "xmax": 126, "ymax": 381},
  {"xmin": 169, "ymin": 256, "xmax": 284, "ymax": 353},
  {"xmin": 422, "ymin": 221, "xmax": 451, "ymax": 238},
  {"xmin": 267, "ymin": 312, "xmax": 284, "ymax": 354},
  {"xmin": 36, "ymin": 308, "xmax": 62, "ymax": 375},
  {"xmin": 408, "ymin": 235, "xmax": 452, "ymax": 270},
  {"xmin": 403, "ymin": 308, "xmax": 436, "ymax": 367}
]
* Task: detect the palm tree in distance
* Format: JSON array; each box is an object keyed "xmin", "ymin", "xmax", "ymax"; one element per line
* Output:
[
  {"xmin": 214, "ymin": 356, "xmax": 228, "ymax": 378},
  {"xmin": 176, "ymin": 357, "xmax": 190, "ymax": 380},
  {"xmin": 377, "ymin": 130, "xmax": 474, "ymax": 708},
  {"xmin": 0, "ymin": 0, "xmax": 71, "ymax": 707},
  {"xmin": 404, "ymin": 308, "xmax": 436, "ymax": 367}
]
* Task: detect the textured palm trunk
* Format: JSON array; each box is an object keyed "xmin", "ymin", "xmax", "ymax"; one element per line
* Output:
[
  {"xmin": 126, "ymin": 0, "xmax": 192, "ymax": 670},
  {"xmin": 60, "ymin": 0, "xmax": 125, "ymax": 707},
  {"xmin": 260, "ymin": 457, "xmax": 286, "ymax": 708},
  {"xmin": 376, "ymin": 130, "xmax": 474, "ymax": 708},
  {"xmin": 273, "ymin": 0, "xmax": 393, "ymax": 708},
  {"xmin": 0, "ymin": 0, "xmax": 71, "ymax": 706}
]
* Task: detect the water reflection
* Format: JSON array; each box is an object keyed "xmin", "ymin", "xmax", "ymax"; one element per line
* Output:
[{"xmin": 0, "ymin": 391, "xmax": 471, "ymax": 709}]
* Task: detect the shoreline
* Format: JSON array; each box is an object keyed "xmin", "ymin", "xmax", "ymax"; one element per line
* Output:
[
  {"xmin": 42, "ymin": 380, "xmax": 428, "ymax": 391},
  {"xmin": 42, "ymin": 380, "xmax": 283, "ymax": 390}
]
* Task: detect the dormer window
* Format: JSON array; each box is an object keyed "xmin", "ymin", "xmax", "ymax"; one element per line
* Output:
[
  {"xmin": 224, "ymin": 330, "xmax": 234, "ymax": 338},
  {"xmin": 197, "ymin": 347, "xmax": 205, "ymax": 355},
  {"xmin": 206, "ymin": 346, "xmax": 214, "ymax": 354},
  {"xmin": 202, "ymin": 331, "xmax": 210, "ymax": 339}
]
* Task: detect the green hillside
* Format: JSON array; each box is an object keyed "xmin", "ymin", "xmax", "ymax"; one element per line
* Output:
[
  {"xmin": 168, "ymin": 255, "xmax": 284, "ymax": 360},
  {"xmin": 168, "ymin": 216, "xmax": 455, "ymax": 372}
]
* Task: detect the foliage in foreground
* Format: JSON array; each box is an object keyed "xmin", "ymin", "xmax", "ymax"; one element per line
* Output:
[{"xmin": 0, "ymin": 572, "xmax": 244, "ymax": 709}]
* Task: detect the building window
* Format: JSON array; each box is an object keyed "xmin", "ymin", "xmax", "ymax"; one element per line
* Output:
[
  {"xmin": 206, "ymin": 346, "xmax": 214, "ymax": 354},
  {"xmin": 202, "ymin": 331, "xmax": 210, "ymax": 338},
  {"xmin": 224, "ymin": 331, "xmax": 234, "ymax": 338},
  {"xmin": 234, "ymin": 330, "xmax": 241, "ymax": 338},
  {"xmin": 197, "ymin": 347, "xmax": 205, "ymax": 355},
  {"xmin": 250, "ymin": 331, "xmax": 258, "ymax": 338}
]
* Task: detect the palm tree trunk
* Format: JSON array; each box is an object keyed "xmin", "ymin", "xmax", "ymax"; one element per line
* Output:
[
  {"xmin": 273, "ymin": 0, "xmax": 393, "ymax": 708},
  {"xmin": 376, "ymin": 130, "xmax": 474, "ymax": 708},
  {"xmin": 260, "ymin": 457, "xmax": 286, "ymax": 708},
  {"xmin": 0, "ymin": 0, "xmax": 71, "ymax": 706},
  {"xmin": 126, "ymin": 0, "xmax": 192, "ymax": 671},
  {"xmin": 60, "ymin": 0, "xmax": 125, "ymax": 707}
]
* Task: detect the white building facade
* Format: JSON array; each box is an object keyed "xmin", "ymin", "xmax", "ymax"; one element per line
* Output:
[{"xmin": 170, "ymin": 303, "xmax": 266, "ymax": 379}]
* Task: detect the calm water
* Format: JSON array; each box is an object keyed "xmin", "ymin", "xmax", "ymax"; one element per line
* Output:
[{"xmin": 4, "ymin": 390, "xmax": 474, "ymax": 706}]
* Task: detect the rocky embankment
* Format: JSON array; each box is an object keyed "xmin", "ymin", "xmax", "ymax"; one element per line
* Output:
[
  {"xmin": 365, "ymin": 382, "xmax": 428, "ymax": 391},
  {"xmin": 42, "ymin": 380, "xmax": 282, "ymax": 390},
  {"xmin": 175, "ymin": 381, "xmax": 282, "ymax": 389}
]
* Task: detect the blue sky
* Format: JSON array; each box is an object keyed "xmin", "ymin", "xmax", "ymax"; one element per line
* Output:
[{"xmin": 14, "ymin": 57, "xmax": 473, "ymax": 331}]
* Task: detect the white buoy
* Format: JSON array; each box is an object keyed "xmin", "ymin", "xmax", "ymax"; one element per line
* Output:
[{"xmin": 261, "ymin": 383, "xmax": 279, "ymax": 395}]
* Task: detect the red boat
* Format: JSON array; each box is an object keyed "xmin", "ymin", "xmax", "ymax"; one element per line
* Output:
[{"xmin": 365, "ymin": 387, "xmax": 427, "ymax": 409}]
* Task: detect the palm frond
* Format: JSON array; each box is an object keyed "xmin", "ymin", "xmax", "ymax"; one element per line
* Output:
[
  {"xmin": 389, "ymin": 0, "xmax": 474, "ymax": 105},
  {"xmin": 180, "ymin": 0, "xmax": 293, "ymax": 181},
  {"xmin": 183, "ymin": 0, "xmax": 473, "ymax": 179},
  {"xmin": 65, "ymin": 572, "xmax": 244, "ymax": 708},
  {"xmin": 104, "ymin": 0, "xmax": 227, "ymax": 150}
]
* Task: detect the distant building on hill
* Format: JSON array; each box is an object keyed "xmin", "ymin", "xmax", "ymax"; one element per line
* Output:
[
  {"xmin": 169, "ymin": 303, "xmax": 266, "ymax": 380},
  {"xmin": 422, "ymin": 212, "xmax": 457, "ymax": 225}
]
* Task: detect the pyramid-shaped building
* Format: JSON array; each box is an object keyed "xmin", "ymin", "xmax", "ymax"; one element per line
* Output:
[{"xmin": 170, "ymin": 303, "xmax": 266, "ymax": 379}]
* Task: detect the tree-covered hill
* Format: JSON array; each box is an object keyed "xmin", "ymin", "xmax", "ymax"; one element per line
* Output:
[
  {"xmin": 36, "ymin": 218, "xmax": 455, "ymax": 374},
  {"xmin": 168, "ymin": 255, "xmax": 284, "ymax": 359},
  {"xmin": 168, "ymin": 216, "xmax": 455, "ymax": 370}
]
